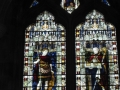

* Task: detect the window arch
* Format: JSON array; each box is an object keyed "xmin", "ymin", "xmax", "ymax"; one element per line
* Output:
[
  {"xmin": 75, "ymin": 10, "xmax": 119, "ymax": 90},
  {"xmin": 23, "ymin": 11, "xmax": 66, "ymax": 90}
]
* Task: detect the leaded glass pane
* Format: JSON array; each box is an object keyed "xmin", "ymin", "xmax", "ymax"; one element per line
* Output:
[
  {"xmin": 102, "ymin": 0, "xmax": 110, "ymax": 6},
  {"xmin": 30, "ymin": 0, "xmax": 39, "ymax": 8},
  {"xmin": 23, "ymin": 11, "xmax": 66, "ymax": 90},
  {"xmin": 60, "ymin": 0, "xmax": 80, "ymax": 14},
  {"xmin": 75, "ymin": 10, "xmax": 119, "ymax": 90}
]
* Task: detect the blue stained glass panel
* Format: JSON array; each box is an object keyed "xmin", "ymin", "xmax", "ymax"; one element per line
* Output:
[
  {"xmin": 30, "ymin": 0, "xmax": 39, "ymax": 8},
  {"xmin": 102, "ymin": 0, "xmax": 110, "ymax": 6}
]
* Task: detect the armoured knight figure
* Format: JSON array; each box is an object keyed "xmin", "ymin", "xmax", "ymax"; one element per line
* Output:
[
  {"xmin": 85, "ymin": 41, "xmax": 108, "ymax": 90},
  {"xmin": 34, "ymin": 48, "xmax": 55, "ymax": 90}
]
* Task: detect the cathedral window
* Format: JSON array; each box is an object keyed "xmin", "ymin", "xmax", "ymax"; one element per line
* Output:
[
  {"xmin": 23, "ymin": 11, "xmax": 66, "ymax": 90},
  {"xmin": 75, "ymin": 10, "xmax": 119, "ymax": 90}
]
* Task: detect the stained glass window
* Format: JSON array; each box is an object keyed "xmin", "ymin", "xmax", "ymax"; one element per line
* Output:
[
  {"xmin": 23, "ymin": 11, "xmax": 66, "ymax": 90},
  {"xmin": 75, "ymin": 10, "xmax": 119, "ymax": 90},
  {"xmin": 30, "ymin": 0, "xmax": 39, "ymax": 8},
  {"xmin": 60, "ymin": 0, "xmax": 80, "ymax": 14},
  {"xmin": 102, "ymin": 0, "xmax": 110, "ymax": 6}
]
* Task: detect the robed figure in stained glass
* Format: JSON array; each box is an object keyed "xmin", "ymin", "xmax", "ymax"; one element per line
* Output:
[
  {"xmin": 33, "ymin": 47, "xmax": 55, "ymax": 90},
  {"xmin": 85, "ymin": 41, "xmax": 108, "ymax": 90}
]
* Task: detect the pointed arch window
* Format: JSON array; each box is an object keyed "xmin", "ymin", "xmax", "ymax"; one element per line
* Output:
[
  {"xmin": 23, "ymin": 11, "xmax": 66, "ymax": 90},
  {"xmin": 75, "ymin": 10, "xmax": 119, "ymax": 90}
]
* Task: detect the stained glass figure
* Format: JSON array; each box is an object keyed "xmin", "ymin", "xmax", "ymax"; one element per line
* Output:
[
  {"xmin": 23, "ymin": 11, "xmax": 66, "ymax": 90},
  {"xmin": 61, "ymin": 0, "xmax": 80, "ymax": 14},
  {"xmin": 30, "ymin": 0, "xmax": 39, "ymax": 8},
  {"xmin": 102, "ymin": 0, "xmax": 110, "ymax": 6},
  {"xmin": 75, "ymin": 10, "xmax": 119, "ymax": 90}
]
